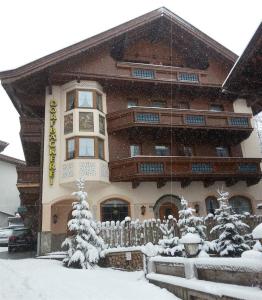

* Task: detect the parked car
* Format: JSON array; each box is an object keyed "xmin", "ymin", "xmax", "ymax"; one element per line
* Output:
[
  {"xmin": 0, "ymin": 225, "xmax": 24, "ymax": 246},
  {"xmin": 0, "ymin": 228, "xmax": 13, "ymax": 246},
  {"xmin": 8, "ymin": 228, "xmax": 36, "ymax": 252}
]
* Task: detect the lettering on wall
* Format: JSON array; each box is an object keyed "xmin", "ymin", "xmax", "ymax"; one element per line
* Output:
[{"xmin": 49, "ymin": 99, "xmax": 57, "ymax": 185}]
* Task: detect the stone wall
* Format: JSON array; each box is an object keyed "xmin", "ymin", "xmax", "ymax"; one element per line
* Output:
[
  {"xmin": 196, "ymin": 266, "xmax": 262, "ymax": 287},
  {"xmin": 99, "ymin": 250, "xmax": 143, "ymax": 271}
]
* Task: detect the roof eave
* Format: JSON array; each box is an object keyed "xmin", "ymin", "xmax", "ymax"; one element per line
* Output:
[{"xmin": 0, "ymin": 7, "xmax": 237, "ymax": 84}]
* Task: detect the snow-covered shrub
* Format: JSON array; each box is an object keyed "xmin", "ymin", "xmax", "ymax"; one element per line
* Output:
[
  {"xmin": 158, "ymin": 215, "xmax": 182, "ymax": 256},
  {"xmin": 62, "ymin": 179, "xmax": 105, "ymax": 269},
  {"xmin": 210, "ymin": 188, "xmax": 250, "ymax": 257},
  {"xmin": 178, "ymin": 196, "xmax": 206, "ymax": 240}
]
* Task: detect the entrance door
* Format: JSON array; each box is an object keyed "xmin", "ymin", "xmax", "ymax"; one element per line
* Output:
[{"xmin": 159, "ymin": 202, "xmax": 179, "ymax": 220}]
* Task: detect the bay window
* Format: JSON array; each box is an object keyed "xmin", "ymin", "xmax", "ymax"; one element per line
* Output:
[
  {"xmin": 66, "ymin": 89, "xmax": 103, "ymax": 111},
  {"xmin": 66, "ymin": 137, "xmax": 105, "ymax": 160}
]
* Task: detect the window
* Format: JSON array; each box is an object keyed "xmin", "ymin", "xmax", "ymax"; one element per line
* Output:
[
  {"xmin": 174, "ymin": 102, "xmax": 190, "ymax": 109},
  {"xmin": 130, "ymin": 145, "xmax": 141, "ymax": 157},
  {"xmin": 205, "ymin": 197, "xmax": 219, "ymax": 215},
  {"xmin": 79, "ymin": 137, "xmax": 94, "ymax": 157},
  {"xmin": 66, "ymin": 137, "xmax": 105, "ymax": 160},
  {"xmin": 66, "ymin": 90, "xmax": 76, "ymax": 110},
  {"xmin": 64, "ymin": 114, "xmax": 73, "ymax": 134},
  {"xmin": 155, "ymin": 145, "xmax": 170, "ymax": 156},
  {"xmin": 78, "ymin": 91, "xmax": 93, "ymax": 108},
  {"xmin": 66, "ymin": 89, "xmax": 103, "ymax": 111},
  {"xmin": 183, "ymin": 146, "xmax": 193, "ymax": 156},
  {"xmin": 96, "ymin": 93, "xmax": 103, "ymax": 111},
  {"xmin": 151, "ymin": 101, "xmax": 166, "ymax": 108},
  {"xmin": 67, "ymin": 138, "xmax": 75, "ymax": 159},
  {"xmin": 229, "ymin": 196, "xmax": 252, "ymax": 214},
  {"xmin": 98, "ymin": 139, "xmax": 104, "ymax": 160},
  {"xmin": 127, "ymin": 99, "xmax": 138, "ymax": 108},
  {"xmin": 79, "ymin": 112, "xmax": 94, "ymax": 132},
  {"xmin": 216, "ymin": 146, "xmax": 229, "ymax": 157},
  {"xmin": 210, "ymin": 104, "xmax": 224, "ymax": 112},
  {"xmin": 99, "ymin": 115, "xmax": 105, "ymax": 135},
  {"xmin": 101, "ymin": 199, "xmax": 129, "ymax": 222}
]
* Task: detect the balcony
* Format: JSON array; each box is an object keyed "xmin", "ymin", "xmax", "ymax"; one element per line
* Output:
[
  {"xmin": 107, "ymin": 107, "xmax": 253, "ymax": 144},
  {"xmin": 109, "ymin": 156, "xmax": 261, "ymax": 187},
  {"xmin": 116, "ymin": 62, "xmax": 211, "ymax": 86},
  {"xmin": 20, "ymin": 117, "xmax": 43, "ymax": 143},
  {"xmin": 16, "ymin": 166, "xmax": 40, "ymax": 194}
]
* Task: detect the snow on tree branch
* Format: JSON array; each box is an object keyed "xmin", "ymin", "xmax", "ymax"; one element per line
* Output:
[{"xmin": 62, "ymin": 178, "xmax": 105, "ymax": 269}]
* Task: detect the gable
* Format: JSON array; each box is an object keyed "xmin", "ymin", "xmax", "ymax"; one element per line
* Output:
[{"xmin": 0, "ymin": 7, "xmax": 237, "ymax": 84}]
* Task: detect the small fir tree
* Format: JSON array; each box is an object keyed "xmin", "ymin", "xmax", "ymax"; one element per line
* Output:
[
  {"xmin": 211, "ymin": 188, "xmax": 250, "ymax": 257},
  {"xmin": 178, "ymin": 196, "xmax": 206, "ymax": 240},
  {"xmin": 62, "ymin": 178, "xmax": 105, "ymax": 269},
  {"xmin": 158, "ymin": 215, "xmax": 183, "ymax": 256}
]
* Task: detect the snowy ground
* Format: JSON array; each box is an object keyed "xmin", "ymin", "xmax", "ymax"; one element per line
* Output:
[{"xmin": 0, "ymin": 247, "xmax": 178, "ymax": 300}]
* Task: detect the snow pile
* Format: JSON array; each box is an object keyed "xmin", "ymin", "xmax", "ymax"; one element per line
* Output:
[
  {"xmin": 210, "ymin": 189, "xmax": 250, "ymax": 257},
  {"xmin": 141, "ymin": 242, "xmax": 159, "ymax": 257},
  {"xmin": 252, "ymin": 223, "xmax": 262, "ymax": 239},
  {"xmin": 0, "ymin": 251, "xmax": 178, "ymax": 300},
  {"xmin": 194, "ymin": 257, "xmax": 262, "ymax": 273},
  {"xmin": 180, "ymin": 232, "xmax": 201, "ymax": 244},
  {"xmin": 146, "ymin": 273, "xmax": 262, "ymax": 300},
  {"xmin": 158, "ymin": 215, "xmax": 183, "ymax": 256},
  {"xmin": 241, "ymin": 250, "xmax": 262, "ymax": 259},
  {"xmin": 62, "ymin": 179, "xmax": 105, "ymax": 269}
]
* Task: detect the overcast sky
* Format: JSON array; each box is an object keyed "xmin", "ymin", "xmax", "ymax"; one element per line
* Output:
[{"xmin": 0, "ymin": 0, "xmax": 261, "ymax": 160}]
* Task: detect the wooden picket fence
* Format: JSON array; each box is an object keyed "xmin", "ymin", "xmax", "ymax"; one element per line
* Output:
[{"xmin": 98, "ymin": 215, "xmax": 262, "ymax": 248}]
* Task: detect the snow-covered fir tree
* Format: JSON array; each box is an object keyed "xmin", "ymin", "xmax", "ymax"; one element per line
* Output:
[
  {"xmin": 158, "ymin": 215, "xmax": 183, "ymax": 256},
  {"xmin": 210, "ymin": 188, "xmax": 250, "ymax": 257},
  {"xmin": 62, "ymin": 178, "xmax": 105, "ymax": 269},
  {"xmin": 178, "ymin": 196, "xmax": 206, "ymax": 240}
]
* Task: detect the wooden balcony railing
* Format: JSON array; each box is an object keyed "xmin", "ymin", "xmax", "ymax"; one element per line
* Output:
[
  {"xmin": 20, "ymin": 117, "xmax": 43, "ymax": 143},
  {"xmin": 116, "ymin": 61, "xmax": 211, "ymax": 86},
  {"xmin": 16, "ymin": 166, "xmax": 41, "ymax": 192},
  {"xmin": 107, "ymin": 107, "xmax": 252, "ymax": 134},
  {"xmin": 109, "ymin": 156, "xmax": 261, "ymax": 187}
]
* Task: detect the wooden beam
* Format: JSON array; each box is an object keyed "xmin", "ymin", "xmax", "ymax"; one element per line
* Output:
[
  {"xmin": 157, "ymin": 180, "xmax": 166, "ymax": 189},
  {"xmin": 181, "ymin": 179, "xmax": 191, "ymax": 188},
  {"xmin": 226, "ymin": 178, "xmax": 238, "ymax": 187},
  {"xmin": 246, "ymin": 177, "xmax": 261, "ymax": 187},
  {"xmin": 203, "ymin": 180, "xmax": 215, "ymax": 188},
  {"xmin": 132, "ymin": 181, "xmax": 140, "ymax": 189}
]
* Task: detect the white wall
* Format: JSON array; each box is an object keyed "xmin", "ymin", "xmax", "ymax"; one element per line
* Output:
[{"xmin": 0, "ymin": 160, "xmax": 20, "ymax": 215}]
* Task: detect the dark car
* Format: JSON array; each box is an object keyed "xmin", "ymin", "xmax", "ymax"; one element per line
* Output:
[{"xmin": 8, "ymin": 228, "xmax": 36, "ymax": 252}]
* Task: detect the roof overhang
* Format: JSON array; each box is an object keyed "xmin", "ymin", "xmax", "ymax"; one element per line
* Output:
[
  {"xmin": 0, "ymin": 7, "xmax": 237, "ymax": 84},
  {"xmin": 0, "ymin": 140, "xmax": 9, "ymax": 153},
  {"xmin": 223, "ymin": 23, "xmax": 262, "ymax": 114}
]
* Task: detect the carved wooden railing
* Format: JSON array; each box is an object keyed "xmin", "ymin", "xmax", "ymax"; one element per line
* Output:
[
  {"xmin": 116, "ymin": 61, "xmax": 210, "ymax": 85},
  {"xmin": 16, "ymin": 166, "xmax": 41, "ymax": 185},
  {"xmin": 109, "ymin": 156, "xmax": 261, "ymax": 186},
  {"xmin": 20, "ymin": 117, "xmax": 43, "ymax": 143},
  {"xmin": 107, "ymin": 107, "xmax": 253, "ymax": 135}
]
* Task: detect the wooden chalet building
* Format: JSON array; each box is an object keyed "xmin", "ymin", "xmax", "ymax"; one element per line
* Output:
[{"xmin": 0, "ymin": 8, "xmax": 261, "ymax": 253}]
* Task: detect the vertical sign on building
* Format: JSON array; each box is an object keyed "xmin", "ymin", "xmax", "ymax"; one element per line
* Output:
[{"xmin": 49, "ymin": 99, "xmax": 57, "ymax": 185}]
